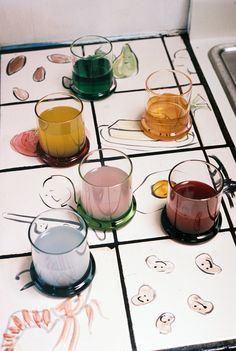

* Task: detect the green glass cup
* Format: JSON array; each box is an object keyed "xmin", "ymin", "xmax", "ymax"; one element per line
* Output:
[{"xmin": 70, "ymin": 35, "xmax": 116, "ymax": 101}]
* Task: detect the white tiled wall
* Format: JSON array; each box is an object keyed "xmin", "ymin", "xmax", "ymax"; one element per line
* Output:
[{"xmin": 0, "ymin": 0, "xmax": 190, "ymax": 47}]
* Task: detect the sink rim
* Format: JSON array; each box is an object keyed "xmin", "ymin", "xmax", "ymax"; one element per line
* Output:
[{"xmin": 208, "ymin": 43, "xmax": 236, "ymax": 115}]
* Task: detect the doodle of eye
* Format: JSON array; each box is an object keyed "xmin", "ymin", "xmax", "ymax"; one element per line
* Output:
[
  {"xmin": 156, "ymin": 312, "xmax": 175, "ymax": 334},
  {"xmin": 145, "ymin": 255, "xmax": 174, "ymax": 273},
  {"xmin": 195, "ymin": 253, "xmax": 222, "ymax": 275},
  {"xmin": 188, "ymin": 294, "xmax": 214, "ymax": 315},
  {"xmin": 34, "ymin": 220, "xmax": 48, "ymax": 234},
  {"xmin": 131, "ymin": 285, "xmax": 156, "ymax": 306}
]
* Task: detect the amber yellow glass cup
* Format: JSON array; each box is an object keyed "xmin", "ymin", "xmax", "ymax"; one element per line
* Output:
[
  {"xmin": 141, "ymin": 69, "xmax": 192, "ymax": 141},
  {"xmin": 35, "ymin": 92, "xmax": 89, "ymax": 167}
]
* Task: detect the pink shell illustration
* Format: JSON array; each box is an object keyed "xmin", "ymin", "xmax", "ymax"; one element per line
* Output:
[
  {"xmin": 6, "ymin": 55, "xmax": 26, "ymax": 75},
  {"xmin": 33, "ymin": 66, "xmax": 46, "ymax": 82},
  {"xmin": 10, "ymin": 129, "xmax": 39, "ymax": 156},
  {"xmin": 47, "ymin": 53, "xmax": 72, "ymax": 63},
  {"xmin": 13, "ymin": 87, "xmax": 29, "ymax": 101}
]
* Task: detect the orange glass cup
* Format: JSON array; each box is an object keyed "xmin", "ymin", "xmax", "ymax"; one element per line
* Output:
[{"xmin": 141, "ymin": 69, "xmax": 192, "ymax": 141}]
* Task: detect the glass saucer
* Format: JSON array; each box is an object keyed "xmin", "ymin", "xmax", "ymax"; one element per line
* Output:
[
  {"xmin": 77, "ymin": 196, "xmax": 137, "ymax": 231},
  {"xmin": 37, "ymin": 137, "xmax": 90, "ymax": 167},
  {"xmin": 140, "ymin": 116, "xmax": 192, "ymax": 141},
  {"xmin": 161, "ymin": 206, "xmax": 222, "ymax": 244},
  {"xmin": 30, "ymin": 253, "xmax": 96, "ymax": 297}
]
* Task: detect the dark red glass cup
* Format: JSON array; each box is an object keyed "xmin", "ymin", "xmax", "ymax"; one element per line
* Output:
[{"xmin": 166, "ymin": 160, "xmax": 224, "ymax": 234}]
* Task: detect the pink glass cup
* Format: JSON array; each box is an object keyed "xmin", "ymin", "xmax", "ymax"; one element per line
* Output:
[{"xmin": 77, "ymin": 148, "xmax": 136, "ymax": 230}]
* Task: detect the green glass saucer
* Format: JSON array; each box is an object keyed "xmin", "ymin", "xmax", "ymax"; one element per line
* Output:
[
  {"xmin": 77, "ymin": 196, "xmax": 136, "ymax": 231},
  {"xmin": 70, "ymin": 78, "xmax": 117, "ymax": 101}
]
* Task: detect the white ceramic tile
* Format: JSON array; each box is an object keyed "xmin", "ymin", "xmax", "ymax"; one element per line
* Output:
[
  {"xmin": 94, "ymin": 90, "xmax": 200, "ymax": 155},
  {"xmin": 164, "ymin": 36, "xmax": 200, "ymax": 84},
  {"xmin": 119, "ymin": 232, "xmax": 236, "ymax": 350},
  {"xmin": 0, "ymin": 248, "xmax": 132, "ymax": 351},
  {"xmin": 116, "ymin": 149, "xmax": 229, "ymax": 241},
  {"xmin": 191, "ymin": 85, "xmax": 226, "ymax": 146},
  {"xmin": 0, "ymin": 166, "xmax": 114, "ymax": 255},
  {"xmin": 0, "ymin": 100, "xmax": 97, "ymax": 170},
  {"xmin": 1, "ymin": 47, "xmax": 72, "ymax": 104},
  {"xmin": 112, "ymin": 38, "xmax": 172, "ymax": 91},
  {"xmin": 0, "ymin": 38, "xmax": 173, "ymax": 105}
]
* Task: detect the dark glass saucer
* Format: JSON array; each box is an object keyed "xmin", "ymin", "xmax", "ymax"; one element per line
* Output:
[
  {"xmin": 30, "ymin": 253, "xmax": 95, "ymax": 297},
  {"xmin": 161, "ymin": 206, "xmax": 222, "ymax": 244},
  {"xmin": 37, "ymin": 137, "xmax": 90, "ymax": 167}
]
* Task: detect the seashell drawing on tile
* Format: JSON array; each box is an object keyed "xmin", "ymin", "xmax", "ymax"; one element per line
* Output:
[
  {"xmin": 13, "ymin": 87, "xmax": 29, "ymax": 101},
  {"xmin": 131, "ymin": 284, "xmax": 156, "ymax": 306},
  {"xmin": 156, "ymin": 312, "xmax": 175, "ymax": 334},
  {"xmin": 47, "ymin": 53, "xmax": 72, "ymax": 63},
  {"xmin": 195, "ymin": 253, "xmax": 222, "ymax": 275},
  {"xmin": 6, "ymin": 55, "xmax": 26, "ymax": 75},
  {"xmin": 145, "ymin": 255, "xmax": 174, "ymax": 273},
  {"xmin": 187, "ymin": 294, "xmax": 214, "ymax": 315},
  {"xmin": 33, "ymin": 66, "xmax": 46, "ymax": 82}
]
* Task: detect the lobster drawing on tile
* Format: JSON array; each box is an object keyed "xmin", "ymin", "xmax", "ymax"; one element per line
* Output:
[{"xmin": 2, "ymin": 286, "xmax": 103, "ymax": 351}]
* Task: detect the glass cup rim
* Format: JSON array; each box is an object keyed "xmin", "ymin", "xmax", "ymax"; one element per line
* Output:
[
  {"xmin": 78, "ymin": 147, "xmax": 133, "ymax": 188},
  {"xmin": 35, "ymin": 91, "xmax": 84, "ymax": 124},
  {"xmin": 168, "ymin": 159, "xmax": 224, "ymax": 201},
  {"xmin": 28, "ymin": 208, "xmax": 88, "ymax": 255},
  {"xmin": 70, "ymin": 35, "xmax": 113, "ymax": 58},
  {"xmin": 145, "ymin": 68, "xmax": 193, "ymax": 97}
]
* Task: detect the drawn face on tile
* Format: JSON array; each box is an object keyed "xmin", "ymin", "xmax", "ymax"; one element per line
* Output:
[
  {"xmin": 156, "ymin": 312, "xmax": 175, "ymax": 334},
  {"xmin": 134, "ymin": 171, "xmax": 169, "ymax": 214},
  {"xmin": 195, "ymin": 253, "xmax": 222, "ymax": 275},
  {"xmin": 131, "ymin": 285, "xmax": 156, "ymax": 306},
  {"xmin": 188, "ymin": 294, "xmax": 214, "ymax": 315},
  {"xmin": 39, "ymin": 175, "xmax": 77, "ymax": 209},
  {"xmin": 145, "ymin": 255, "xmax": 174, "ymax": 273}
]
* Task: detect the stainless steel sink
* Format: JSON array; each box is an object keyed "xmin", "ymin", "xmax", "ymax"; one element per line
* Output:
[{"xmin": 208, "ymin": 43, "xmax": 236, "ymax": 115}]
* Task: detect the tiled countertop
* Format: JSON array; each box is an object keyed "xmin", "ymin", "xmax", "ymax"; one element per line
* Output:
[{"xmin": 1, "ymin": 34, "xmax": 236, "ymax": 351}]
